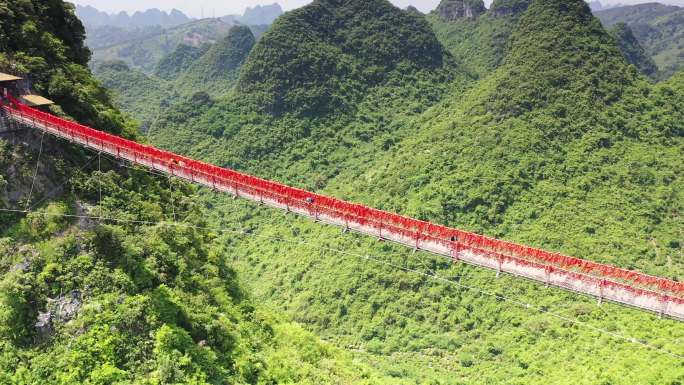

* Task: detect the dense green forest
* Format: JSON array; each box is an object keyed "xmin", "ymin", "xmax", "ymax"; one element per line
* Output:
[
  {"xmin": 0, "ymin": 1, "xmax": 408, "ymax": 383},
  {"xmin": 3, "ymin": 0, "xmax": 684, "ymax": 384},
  {"xmin": 98, "ymin": 0, "xmax": 684, "ymax": 384}
]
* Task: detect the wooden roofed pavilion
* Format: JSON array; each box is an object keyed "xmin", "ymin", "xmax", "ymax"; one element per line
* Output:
[
  {"xmin": 0, "ymin": 72, "xmax": 22, "ymax": 83},
  {"xmin": 21, "ymin": 94, "xmax": 54, "ymax": 107}
]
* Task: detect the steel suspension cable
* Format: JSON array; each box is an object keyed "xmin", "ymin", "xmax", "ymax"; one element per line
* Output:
[
  {"xmin": 27, "ymin": 154, "xmax": 100, "ymax": 212},
  {"xmin": 25, "ymin": 131, "xmax": 45, "ymax": 211}
]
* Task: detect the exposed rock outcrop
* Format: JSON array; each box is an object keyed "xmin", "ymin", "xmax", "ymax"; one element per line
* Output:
[
  {"xmin": 436, "ymin": 0, "xmax": 486, "ymax": 21},
  {"xmin": 75, "ymin": 201, "xmax": 97, "ymax": 231},
  {"xmin": 489, "ymin": 0, "xmax": 532, "ymax": 18},
  {"xmin": 7, "ymin": 245, "xmax": 37, "ymax": 273},
  {"xmin": 35, "ymin": 290, "xmax": 83, "ymax": 339}
]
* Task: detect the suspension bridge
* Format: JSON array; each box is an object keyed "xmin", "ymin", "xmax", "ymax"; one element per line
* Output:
[{"xmin": 1, "ymin": 95, "xmax": 683, "ymax": 321}]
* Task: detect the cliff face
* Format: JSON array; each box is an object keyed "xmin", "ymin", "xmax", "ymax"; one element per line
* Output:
[
  {"xmin": 489, "ymin": 0, "xmax": 533, "ymax": 18},
  {"xmin": 434, "ymin": 0, "xmax": 532, "ymax": 22},
  {"xmin": 436, "ymin": 0, "xmax": 487, "ymax": 21}
]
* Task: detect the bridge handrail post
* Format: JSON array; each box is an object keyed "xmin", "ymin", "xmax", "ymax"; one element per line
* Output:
[
  {"xmin": 660, "ymin": 295, "xmax": 669, "ymax": 319},
  {"xmin": 451, "ymin": 242, "xmax": 460, "ymax": 262},
  {"xmin": 496, "ymin": 255, "xmax": 503, "ymax": 278}
]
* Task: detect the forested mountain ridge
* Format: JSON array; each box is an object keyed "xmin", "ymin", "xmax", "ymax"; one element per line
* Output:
[
  {"xmin": 126, "ymin": 0, "xmax": 684, "ymax": 383},
  {"xmin": 236, "ymin": 0, "xmax": 451, "ymax": 117},
  {"xmin": 141, "ymin": 0, "xmax": 463, "ymax": 178},
  {"xmin": 89, "ymin": 18, "xmax": 238, "ymax": 74},
  {"xmin": 608, "ymin": 22, "xmax": 659, "ymax": 77},
  {"xmin": 485, "ymin": 0, "xmax": 637, "ymax": 117},
  {"xmin": 330, "ymin": 0, "xmax": 684, "ymax": 272},
  {"xmin": 431, "ymin": 0, "xmax": 666, "ymax": 80},
  {"xmin": 177, "ymin": 26, "xmax": 256, "ymax": 96},
  {"xmin": 76, "ymin": 5, "xmax": 191, "ymax": 29},
  {"xmin": 429, "ymin": 0, "xmax": 531, "ymax": 77},
  {"xmin": 0, "ymin": 1, "xmax": 406, "ymax": 383},
  {"xmin": 95, "ymin": 24, "xmax": 261, "ymax": 131},
  {"xmin": 595, "ymin": 2, "xmax": 684, "ymax": 78}
]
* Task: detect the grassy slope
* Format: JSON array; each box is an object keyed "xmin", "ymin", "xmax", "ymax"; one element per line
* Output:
[{"xmin": 128, "ymin": 0, "xmax": 684, "ymax": 384}]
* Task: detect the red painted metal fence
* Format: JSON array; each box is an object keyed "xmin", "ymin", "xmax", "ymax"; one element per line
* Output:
[{"xmin": 2, "ymin": 97, "xmax": 683, "ymax": 320}]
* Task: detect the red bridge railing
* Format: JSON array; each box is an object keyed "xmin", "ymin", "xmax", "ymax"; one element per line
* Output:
[{"xmin": 2, "ymin": 98, "xmax": 683, "ymax": 320}]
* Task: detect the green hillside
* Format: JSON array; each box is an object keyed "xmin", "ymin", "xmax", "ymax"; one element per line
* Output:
[
  {"xmin": 318, "ymin": 0, "xmax": 684, "ymax": 279},
  {"xmin": 129, "ymin": 0, "xmax": 684, "ymax": 384},
  {"xmin": 429, "ymin": 12, "xmax": 518, "ymax": 77},
  {"xmin": 154, "ymin": 43, "xmax": 211, "ymax": 80},
  {"xmin": 489, "ymin": 0, "xmax": 533, "ymax": 17},
  {"xmin": 428, "ymin": 0, "xmax": 531, "ymax": 78},
  {"xmin": 144, "ymin": 0, "xmax": 461, "ymax": 177},
  {"xmin": 595, "ymin": 2, "xmax": 681, "ymax": 25},
  {"xmin": 596, "ymin": 3, "xmax": 684, "ymax": 78},
  {"xmin": 96, "ymin": 61, "xmax": 174, "ymax": 132},
  {"xmin": 95, "ymin": 26, "xmax": 259, "ymax": 131},
  {"xmin": 176, "ymin": 26, "xmax": 256, "ymax": 96},
  {"xmin": 0, "ymin": 1, "xmax": 406, "ymax": 383},
  {"xmin": 237, "ymin": 0, "xmax": 450, "ymax": 117},
  {"xmin": 90, "ymin": 19, "xmax": 236, "ymax": 73}
]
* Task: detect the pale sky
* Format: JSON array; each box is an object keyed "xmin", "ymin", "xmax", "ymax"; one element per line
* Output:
[{"xmin": 69, "ymin": 0, "xmax": 682, "ymax": 18}]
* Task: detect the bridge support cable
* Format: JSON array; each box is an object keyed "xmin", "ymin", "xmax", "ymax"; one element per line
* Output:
[
  {"xmin": 169, "ymin": 175, "xmax": 176, "ymax": 223},
  {"xmin": 98, "ymin": 152, "xmax": 102, "ymax": 206},
  {"xmin": 25, "ymin": 130, "xmax": 45, "ymax": 211},
  {"xmin": 2, "ymin": 99, "xmax": 684, "ymax": 321},
  {"xmin": 26, "ymin": 154, "xmax": 100, "ymax": 212}
]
